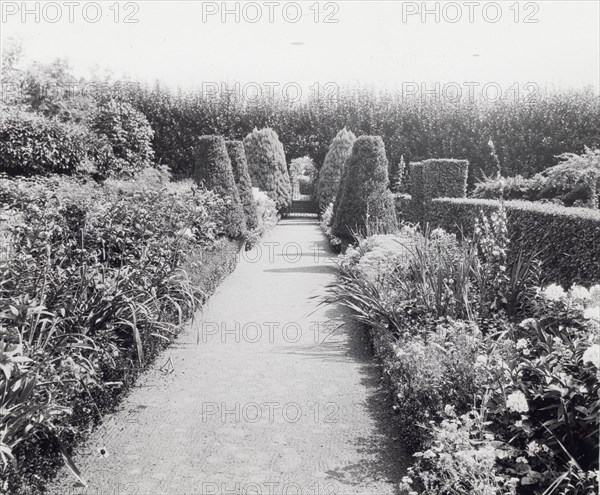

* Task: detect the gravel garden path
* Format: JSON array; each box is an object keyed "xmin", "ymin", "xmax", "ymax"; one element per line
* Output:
[{"xmin": 47, "ymin": 217, "xmax": 406, "ymax": 495}]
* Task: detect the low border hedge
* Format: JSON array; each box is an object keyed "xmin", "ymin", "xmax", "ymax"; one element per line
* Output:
[{"xmin": 427, "ymin": 197, "xmax": 600, "ymax": 287}]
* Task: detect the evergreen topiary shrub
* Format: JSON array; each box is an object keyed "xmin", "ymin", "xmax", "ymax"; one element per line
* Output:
[
  {"xmin": 243, "ymin": 127, "xmax": 292, "ymax": 215},
  {"xmin": 332, "ymin": 136, "xmax": 398, "ymax": 241},
  {"xmin": 192, "ymin": 135, "xmax": 246, "ymax": 238},
  {"xmin": 0, "ymin": 111, "xmax": 87, "ymax": 176},
  {"xmin": 225, "ymin": 140, "xmax": 259, "ymax": 231},
  {"xmin": 317, "ymin": 128, "xmax": 356, "ymax": 212}
]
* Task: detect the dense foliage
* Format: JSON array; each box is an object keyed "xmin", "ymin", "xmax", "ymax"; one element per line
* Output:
[
  {"xmin": 88, "ymin": 100, "xmax": 155, "ymax": 179},
  {"xmin": 473, "ymin": 147, "xmax": 600, "ymax": 208},
  {"xmin": 316, "ymin": 128, "xmax": 356, "ymax": 212},
  {"xmin": 332, "ymin": 136, "xmax": 398, "ymax": 241},
  {"xmin": 226, "ymin": 140, "xmax": 259, "ymax": 231},
  {"xmin": 243, "ymin": 127, "xmax": 292, "ymax": 215},
  {"xmin": 0, "ymin": 111, "xmax": 88, "ymax": 176}
]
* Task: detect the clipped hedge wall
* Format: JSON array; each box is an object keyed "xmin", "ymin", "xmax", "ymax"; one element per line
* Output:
[
  {"xmin": 0, "ymin": 111, "xmax": 87, "ymax": 176},
  {"xmin": 192, "ymin": 135, "xmax": 246, "ymax": 238},
  {"xmin": 225, "ymin": 140, "xmax": 259, "ymax": 231},
  {"xmin": 427, "ymin": 198, "xmax": 600, "ymax": 287},
  {"xmin": 422, "ymin": 159, "xmax": 469, "ymax": 201}
]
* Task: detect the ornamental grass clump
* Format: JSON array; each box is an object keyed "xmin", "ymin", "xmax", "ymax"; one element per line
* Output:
[
  {"xmin": 243, "ymin": 127, "xmax": 292, "ymax": 215},
  {"xmin": 331, "ymin": 135, "xmax": 397, "ymax": 241}
]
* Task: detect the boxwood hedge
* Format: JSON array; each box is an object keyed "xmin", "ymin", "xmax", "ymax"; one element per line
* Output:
[{"xmin": 427, "ymin": 197, "xmax": 600, "ymax": 287}]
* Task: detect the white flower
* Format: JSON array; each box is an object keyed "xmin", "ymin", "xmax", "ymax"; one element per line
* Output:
[
  {"xmin": 516, "ymin": 338, "xmax": 529, "ymax": 350},
  {"xmin": 527, "ymin": 441, "xmax": 541, "ymax": 456},
  {"xmin": 590, "ymin": 285, "xmax": 600, "ymax": 304},
  {"xmin": 570, "ymin": 285, "xmax": 591, "ymax": 302},
  {"xmin": 506, "ymin": 391, "xmax": 529, "ymax": 413},
  {"xmin": 583, "ymin": 306, "xmax": 600, "ymax": 321},
  {"xmin": 444, "ymin": 404, "xmax": 456, "ymax": 417},
  {"xmin": 519, "ymin": 318, "xmax": 536, "ymax": 329},
  {"xmin": 422, "ymin": 449, "xmax": 436, "ymax": 459},
  {"xmin": 401, "ymin": 476, "xmax": 413, "ymax": 484},
  {"xmin": 475, "ymin": 354, "xmax": 488, "ymax": 367},
  {"xmin": 543, "ymin": 284, "xmax": 567, "ymax": 302},
  {"xmin": 582, "ymin": 344, "xmax": 600, "ymax": 368}
]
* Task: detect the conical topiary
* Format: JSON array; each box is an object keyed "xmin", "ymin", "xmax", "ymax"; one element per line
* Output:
[
  {"xmin": 192, "ymin": 135, "xmax": 246, "ymax": 238},
  {"xmin": 225, "ymin": 140, "xmax": 259, "ymax": 231},
  {"xmin": 331, "ymin": 135, "xmax": 398, "ymax": 241},
  {"xmin": 317, "ymin": 128, "xmax": 356, "ymax": 213},
  {"xmin": 243, "ymin": 127, "xmax": 292, "ymax": 215}
]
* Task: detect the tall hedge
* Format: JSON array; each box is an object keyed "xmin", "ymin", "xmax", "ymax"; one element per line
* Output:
[
  {"xmin": 243, "ymin": 127, "xmax": 292, "ymax": 215},
  {"xmin": 0, "ymin": 111, "xmax": 87, "ymax": 176},
  {"xmin": 192, "ymin": 135, "xmax": 246, "ymax": 238},
  {"xmin": 316, "ymin": 128, "xmax": 356, "ymax": 212},
  {"xmin": 426, "ymin": 197, "xmax": 600, "ymax": 287},
  {"xmin": 332, "ymin": 136, "xmax": 398, "ymax": 240},
  {"xmin": 225, "ymin": 140, "xmax": 258, "ymax": 231}
]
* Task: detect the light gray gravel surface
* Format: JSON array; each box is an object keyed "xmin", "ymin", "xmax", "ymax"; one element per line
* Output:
[{"xmin": 47, "ymin": 217, "xmax": 407, "ymax": 495}]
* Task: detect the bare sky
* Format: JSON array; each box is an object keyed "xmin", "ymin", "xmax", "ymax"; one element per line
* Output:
[{"xmin": 1, "ymin": 1, "xmax": 599, "ymax": 96}]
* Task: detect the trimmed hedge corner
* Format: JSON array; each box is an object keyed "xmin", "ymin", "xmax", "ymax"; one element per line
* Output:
[{"xmin": 427, "ymin": 197, "xmax": 600, "ymax": 287}]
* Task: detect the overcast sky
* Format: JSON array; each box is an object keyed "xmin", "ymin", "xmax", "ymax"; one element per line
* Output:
[{"xmin": 1, "ymin": 1, "xmax": 599, "ymax": 96}]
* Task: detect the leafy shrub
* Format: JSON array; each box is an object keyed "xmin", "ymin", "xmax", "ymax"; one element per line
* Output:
[
  {"xmin": 472, "ymin": 174, "xmax": 545, "ymax": 201},
  {"xmin": 243, "ymin": 127, "xmax": 292, "ymax": 215},
  {"xmin": 89, "ymin": 100, "xmax": 155, "ymax": 179},
  {"xmin": 472, "ymin": 148, "xmax": 600, "ymax": 209},
  {"xmin": 427, "ymin": 198, "xmax": 600, "ymax": 287},
  {"xmin": 538, "ymin": 147, "xmax": 600, "ymax": 208},
  {"xmin": 245, "ymin": 187, "xmax": 278, "ymax": 246},
  {"xmin": 316, "ymin": 128, "xmax": 356, "ymax": 212},
  {"xmin": 192, "ymin": 135, "xmax": 247, "ymax": 238},
  {"xmin": 225, "ymin": 140, "xmax": 259, "ymax": 231},
  {"xmin": 0, "ymin": 111, "xmax": 87, "ymax": 176},
  {"xmin": 331, "ymin": 136, "xmax": 397, "ymax": 240}
]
